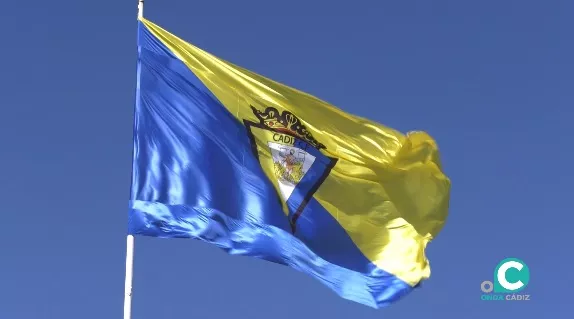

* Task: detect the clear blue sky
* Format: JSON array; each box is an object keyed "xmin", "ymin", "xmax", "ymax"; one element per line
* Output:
[{"xmin": 1, "ymin": 0, "xmax": 572, "ymax": 318}]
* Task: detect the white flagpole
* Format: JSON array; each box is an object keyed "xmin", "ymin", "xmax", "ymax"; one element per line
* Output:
[
  {"xmin": 124, "ymin": 2, "xmax": 144, "ymax": 318},
  {"xmin": 123, "ymin": 235, "xmax": 135, "ymax": 319},
  {"xmin": 138, "ymin": 0, "xmax": 144, "ymax": 19}
]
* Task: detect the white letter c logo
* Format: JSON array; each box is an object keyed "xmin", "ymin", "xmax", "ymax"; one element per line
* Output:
[{"xmin": 497, "ymin": 261, "xmax": 524, "ymax": 291}]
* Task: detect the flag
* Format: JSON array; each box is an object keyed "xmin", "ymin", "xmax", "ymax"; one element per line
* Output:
[{"xmin": 128, "ymin": 17, "xmax": 451, "ymax": 309}]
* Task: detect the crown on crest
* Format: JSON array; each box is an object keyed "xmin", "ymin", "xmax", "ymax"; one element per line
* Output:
[{"xmin": 250, "ymin": 105, "xmax": 326, "ymax": 150}]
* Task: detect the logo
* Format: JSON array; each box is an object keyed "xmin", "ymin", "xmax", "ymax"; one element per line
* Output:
[
  {"xmin": 480, "ymin": 258, "xmax": 530, "ymax": 301},
  {"xmin": 244, "ymin": 106, "xmax": 337, "ymax": 233}
]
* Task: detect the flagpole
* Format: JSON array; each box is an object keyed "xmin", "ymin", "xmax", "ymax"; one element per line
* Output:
[
  {"xmin": 124, "ymin": 2, "xmax": 143, "ymax": 318},
  {"xmin": 138, "ymin": 0, "xmax": 144, "ymax": 19},
  {"xmin": 123, "ymin": 235, "xmax": 135, "ymax": 319}
]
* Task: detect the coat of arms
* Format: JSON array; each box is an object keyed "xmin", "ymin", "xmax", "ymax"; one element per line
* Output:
[{"xmin": 243, "ymin": 106, "xmax": 337, "ymax": 232}]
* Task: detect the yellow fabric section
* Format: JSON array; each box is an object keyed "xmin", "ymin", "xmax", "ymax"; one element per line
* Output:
[{"xmin": 141, "ymin": 18, "xmax": 451, "ymax": 286}]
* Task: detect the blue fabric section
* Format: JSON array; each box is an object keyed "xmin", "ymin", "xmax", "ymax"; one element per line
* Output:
[
  {"xmin": 129, "ymin": 21, "xmax": 414, "ymax": 308},
  {"xmin": 294, "ymin": 198, "xmax": 379, "ymax": 274},
  {"xmin": 131, "ymin": 22, "xmax": 290, "ymax": 231},
  {"xmin": 129, "ymin": 201, "xmax": 413, "ymax": 308}
]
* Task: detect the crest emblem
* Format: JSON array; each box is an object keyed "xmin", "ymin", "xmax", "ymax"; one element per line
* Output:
[{"xmin": 244, "ymin": 106, "xmax": 337, "ymax": 232}]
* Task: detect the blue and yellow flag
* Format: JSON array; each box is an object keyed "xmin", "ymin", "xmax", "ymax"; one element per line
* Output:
[{"xmin": 129, "ymin": 18, "xmax": 450, "ymax": 308}]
